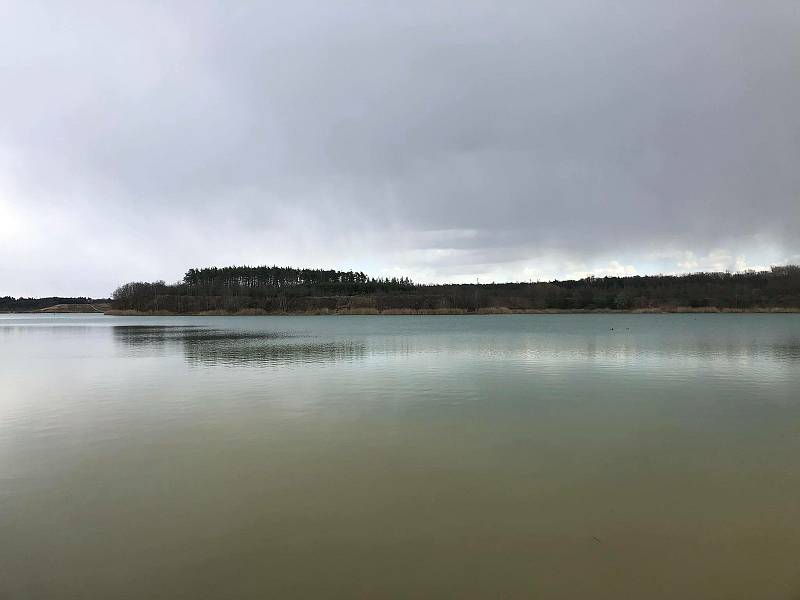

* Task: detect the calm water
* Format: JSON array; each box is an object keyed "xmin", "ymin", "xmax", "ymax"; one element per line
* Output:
[{"xmin": 2, "ymin": 314, "xmax": 800, "ymax": 599}]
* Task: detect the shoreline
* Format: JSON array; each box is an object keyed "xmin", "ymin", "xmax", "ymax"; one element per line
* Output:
[{"xmin": 100, "ymin": 307, "xmax": 800, "ymax": 316}]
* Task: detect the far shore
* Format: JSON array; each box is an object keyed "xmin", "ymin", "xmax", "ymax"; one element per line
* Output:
[{"xmin": 7, "ymin": 265, "xmax": 798, "ymax": 316}]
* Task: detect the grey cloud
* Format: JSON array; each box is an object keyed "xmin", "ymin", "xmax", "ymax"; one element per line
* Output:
[{"xmin": 1, "ymin": 1, "xmax": 798, "ymax": 296}]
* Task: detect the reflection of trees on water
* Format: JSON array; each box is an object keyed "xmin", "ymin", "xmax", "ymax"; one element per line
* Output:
[
  {"xmin": 772, "ymin": 343, "xmax": 800, "ymax": 361},
  {"xmin": 112, "ymin": 326, "xmax": 366, "ymax": 366},
  {"xmin": 181, "ymin": 339, "xmax": 367, "ymax": 367},
  {"xmin": 110, "ymin": 325, "xmax": 800, "ymax": 367}
]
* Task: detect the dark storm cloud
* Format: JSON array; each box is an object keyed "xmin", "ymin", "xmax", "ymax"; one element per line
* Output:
[{"xmin": 1, "ymin": 1, "xmax": 798, "ymax": 295}]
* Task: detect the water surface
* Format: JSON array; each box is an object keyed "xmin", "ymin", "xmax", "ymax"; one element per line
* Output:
[{"xmin": 2, "ymin": 314, "xmax": 800, "ymax": 599}]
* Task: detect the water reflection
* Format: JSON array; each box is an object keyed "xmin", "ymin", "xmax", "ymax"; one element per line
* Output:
[
  {"xmin": 104, "ymin": 321, "xmax": 800, "ymax": 379},
  {"xmin": 112, "ymin": 325, "xmax": 366, "ymax": 366}
]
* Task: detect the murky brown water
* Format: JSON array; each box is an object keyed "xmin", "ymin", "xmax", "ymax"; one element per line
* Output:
[{"xmin": 2, "ymin": 314, "xmax": 800, "ymax": 599}]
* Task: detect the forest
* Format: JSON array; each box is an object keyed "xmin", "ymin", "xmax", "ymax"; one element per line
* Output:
[{"xmin": 107, "ymin": 264, "xmax": 800, "ymax": 314}]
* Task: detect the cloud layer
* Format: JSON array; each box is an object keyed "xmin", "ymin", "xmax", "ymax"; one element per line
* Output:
[{"xmin": 2, "ymin": 1, "xmax": 798, "ymax": 296}]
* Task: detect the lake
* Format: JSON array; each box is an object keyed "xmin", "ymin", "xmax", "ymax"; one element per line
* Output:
[{"xmin": 2, "ymin": 313, "xmax": 800, "ymax": 599}]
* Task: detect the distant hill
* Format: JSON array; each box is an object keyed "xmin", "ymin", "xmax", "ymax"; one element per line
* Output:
[{"xmin": 0, "ymin": 297, "xmax": 112, "ymax": 313}]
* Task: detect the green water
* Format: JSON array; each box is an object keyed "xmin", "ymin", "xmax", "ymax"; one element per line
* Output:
[{"xmin": 2, "ymin": 314, "xmax": 800, "ymax": 599}]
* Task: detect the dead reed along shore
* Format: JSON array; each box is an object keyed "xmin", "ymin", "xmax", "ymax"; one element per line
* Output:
[{"xmin": 102, "ymin": 306, "xmax": 800, "ymax": 316}]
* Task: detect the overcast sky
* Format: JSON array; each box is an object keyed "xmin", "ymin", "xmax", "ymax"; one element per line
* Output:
[{"xmin": 1, "ymin": 1, "xmax": 799, "ymax": 297}]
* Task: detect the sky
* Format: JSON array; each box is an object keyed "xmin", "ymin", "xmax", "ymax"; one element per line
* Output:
[{"xmin": 1, "ymin": 1, "xmax": 799, "ymax": 297}]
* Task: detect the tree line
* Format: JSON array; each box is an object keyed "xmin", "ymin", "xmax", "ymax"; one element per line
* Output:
[
  {"xmin": 184, "ymin": 266, "xmax": 384, "ymax": 288},
  {"xmin": 108, "ymin": 264, "xmax": 800, "ymax": 313}
]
